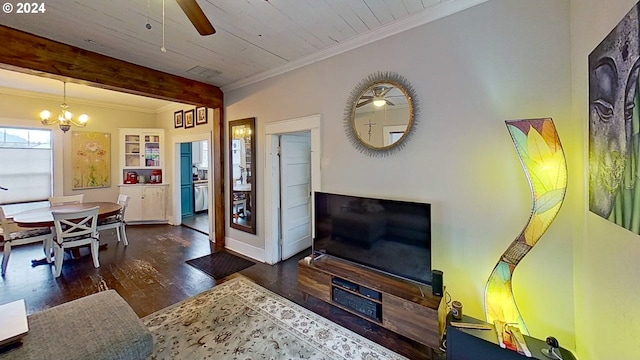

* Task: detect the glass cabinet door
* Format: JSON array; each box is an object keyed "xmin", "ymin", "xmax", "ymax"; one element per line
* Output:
[
  {"xmin": 124, "ymin": 134, "xmax": 141, "ymax": 167},
  {"xmin": 144, "ymin": 134, "xmax": 161, "ymax": 167}
]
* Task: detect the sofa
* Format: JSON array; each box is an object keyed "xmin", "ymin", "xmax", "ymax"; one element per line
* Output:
[{"xmin": 0, "ymin": 290, "xmax": 153, "ymax": 360}]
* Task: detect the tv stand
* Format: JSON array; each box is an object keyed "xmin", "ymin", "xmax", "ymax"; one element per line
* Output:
[{"xmin": 298, "ymin": 255, "xmax": 444, "ymax": 350}]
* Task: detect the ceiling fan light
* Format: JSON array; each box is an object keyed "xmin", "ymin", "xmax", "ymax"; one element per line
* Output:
[{"xmin": 373, "ymin": 98, "xmax": 386, "ymax": 107}]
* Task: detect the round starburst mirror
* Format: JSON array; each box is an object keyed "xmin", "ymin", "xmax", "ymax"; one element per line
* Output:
[{"xmin": 345, "ymin": 72, "xmax": 418, "ymax": 156}]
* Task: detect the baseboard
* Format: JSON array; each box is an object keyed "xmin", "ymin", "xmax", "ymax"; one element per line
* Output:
[{"xmin": 225, "ymin": 237, "xmax": 266, "ymax": 263}]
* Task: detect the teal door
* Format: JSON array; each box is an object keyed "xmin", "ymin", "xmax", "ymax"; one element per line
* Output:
[{"xmin": 180, "ymin": 143, "xmax": 194, "ymax": 217}]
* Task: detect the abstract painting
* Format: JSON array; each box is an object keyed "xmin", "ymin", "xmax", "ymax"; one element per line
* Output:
[
  {"xmin": 589, "ymin": 3, "xmax": 640, "ymax": 233},
  {"xmin": 71, "ymin": 131, "xmax": 111, "ymax": 189}
]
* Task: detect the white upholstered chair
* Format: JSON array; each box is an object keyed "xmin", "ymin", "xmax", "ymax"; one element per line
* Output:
[
  {"xmin": 97, "ymin": 194, "xmax": 130, "ymax": 245},
  {"xmin": 51, "ymin": 206, "xmax": 100, "ymax": 278},
  {"xmin": 49, "ymin": 194, "xmax": 84, "ymax": 205},
  {"xmin": 0, "ymin": 207, "xmax": 53, "ymax": 276}
]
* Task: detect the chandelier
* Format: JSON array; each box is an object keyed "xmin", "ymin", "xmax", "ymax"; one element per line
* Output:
[
  {"xmin": 39, "ymin": 82, "xmax": 89, "ymax": 133},
  {"xmin": 233, "ymin": 126, "xmax": 251, "ymax": 138}
]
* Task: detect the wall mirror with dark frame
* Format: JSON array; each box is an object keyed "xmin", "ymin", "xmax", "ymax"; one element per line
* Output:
[
  {"xmin": 229, "ymin": 117, "xmax": 256, "ymax": 234},
  {"xmin": 345, "ymin": 72, "xmax": 419, "ymax": 156}
]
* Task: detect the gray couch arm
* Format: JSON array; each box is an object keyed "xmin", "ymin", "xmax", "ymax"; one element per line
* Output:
[{"xmin": 0, "ymin": 290, "xmax": 153, "ymax": 360}]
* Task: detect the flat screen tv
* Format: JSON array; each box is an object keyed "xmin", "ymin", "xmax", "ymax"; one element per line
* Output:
[{"xmin": 313, "ymin": 191, "xmax": 432, "ymax": 285}]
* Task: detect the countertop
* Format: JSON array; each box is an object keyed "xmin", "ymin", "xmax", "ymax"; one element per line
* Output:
[{"xmin": 193, "ymin": 179, "xmax": 209, "ymax": 184}]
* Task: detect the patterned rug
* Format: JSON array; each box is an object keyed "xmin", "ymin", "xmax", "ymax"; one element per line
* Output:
[
  {"xmin": 142, "ymin": 277, "xmax": 407, "ymax": 360},
  {"xmin": 186, "ymin": 251, "xmax": 255, "ymax": 280}
]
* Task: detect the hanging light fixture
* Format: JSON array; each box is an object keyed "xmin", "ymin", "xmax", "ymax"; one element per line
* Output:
[
  {"xmin": 234, "ymin": 126, "xmax": 251, "ymax": 138},
  {"xmin": 39, "ymin": 82, "xmax": 89, "ymax": 133},
  {"xmin": 373, "ymin": 96, "xmax": 387, "ymax": 107}
]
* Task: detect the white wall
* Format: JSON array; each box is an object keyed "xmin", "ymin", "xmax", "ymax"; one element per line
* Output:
[
  {"xmin": 570, "ymin": 0, "xmax": 640, "ymax": 359},
  {"xmin": 226, "ymin": 0, "xmax": 576, "ymax": 349}
]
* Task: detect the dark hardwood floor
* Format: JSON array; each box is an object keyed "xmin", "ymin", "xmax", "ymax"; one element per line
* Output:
[
  {"xmin": 181, "ymin": 212, "xmax": 209, "ymax": 235},
  {"xmin": 0, "ymin": 224, "xmax": 440, "ymax": 360}
]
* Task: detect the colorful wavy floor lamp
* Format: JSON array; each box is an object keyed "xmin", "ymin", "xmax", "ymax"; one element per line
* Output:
[{"xmin": 484, "ymin": 118, "xmax": 567, "ymax": 334}]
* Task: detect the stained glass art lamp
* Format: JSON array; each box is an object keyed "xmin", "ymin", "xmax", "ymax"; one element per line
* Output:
[{"xmin": 484, "ymin": 118, "xmax": 567, "ymax": 334}]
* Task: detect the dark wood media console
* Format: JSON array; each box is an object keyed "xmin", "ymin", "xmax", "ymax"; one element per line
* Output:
[{"xmin": 298, "ymin": 255, "xmax": 444, "ymax": 350}]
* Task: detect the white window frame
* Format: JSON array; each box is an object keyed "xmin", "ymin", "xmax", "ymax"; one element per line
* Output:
[{"xmin": 0, "ymin": 118, "xmax": 63, "ymax": 203}]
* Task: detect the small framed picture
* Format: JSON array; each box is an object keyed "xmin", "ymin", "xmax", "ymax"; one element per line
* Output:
[
  {"xmin": 174, "ymin": 110, "xmax": 184, "ymax": 128},
  {"xmin": 196, "ymin": 107, "xmax": 208, "ymax": 125},
  {"xmin": 185, "ymin": 109, "xmax": 195, "ymax": 128}
]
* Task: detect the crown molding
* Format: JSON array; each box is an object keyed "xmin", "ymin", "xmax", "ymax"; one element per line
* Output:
[
  {"xmin": 156, "ymin": 102, "xmax": 188, "ymax": 114},
  {"xmin": 0, "ymin": 86, "xmax": 166, "ymax": 114},
  {"xmin": 221, "ymin": 0, "xmax": 490, "ymax": 92}
]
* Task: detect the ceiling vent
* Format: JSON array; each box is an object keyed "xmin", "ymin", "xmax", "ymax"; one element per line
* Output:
[{"xmin": 186, "ymin": 66, "xmax": 222, "ymax": 80}]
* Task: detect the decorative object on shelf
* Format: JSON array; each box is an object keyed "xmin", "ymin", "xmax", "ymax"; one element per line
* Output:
[
  {"xmin": 451, "ymin": 300, "xmax": 463, "ymax": 320},
  {"xmin": 71, "ymin": 131, "xmax": 111, "ymax": 189},
  {"xmin": 589, "ymin": 3, "xmax": 640, "ymax": 234},
  {"xmin": 484, "ymin": 118, "xmax": 567, "ymax": 335},
  {"xmin": 229, "ymin": 117, "xmax": 256, "ymax": 234},
  {"xmin": 196, "ymin": 106, "xmax": 208, "ymax": 125},
  {"xmin": 541, "ymin": 336, "xmax": 563, "ymax": 360},
  {"xmin": 184, "ymin": 109, "xmax": 195, "ymax": 128},
  {"xmin": 344, "ymin": 71, "xmax": 418, "ymax": 156},
  {"xmin": 40, "ymin": 82, "xmax": 89, "ymax": 133},
  {"xmin": 174, "ymin": 110, "xmax": 183, "ymax": 128}
]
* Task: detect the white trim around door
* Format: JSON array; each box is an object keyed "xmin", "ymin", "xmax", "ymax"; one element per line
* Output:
[
  {"xmin": 264, "ymin": 114, "xmax": 321, "ymax": 264},
  {"xmin": 171, "ymin": 131, "xmax": 214, "ymax": 242}
]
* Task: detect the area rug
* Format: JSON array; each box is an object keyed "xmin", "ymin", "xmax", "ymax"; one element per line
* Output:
[
  {"xmin": 143, "ymin": 277, "xmax": 407, "ymax": 359},
  {"xmin": 186, "ymin": 251, "xmax": 255, "ymax": 280}
]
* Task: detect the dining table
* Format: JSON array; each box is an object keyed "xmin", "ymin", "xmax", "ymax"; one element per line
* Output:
[
  {"xmin": 11, "ymin": 202, "xmax": 122, "ymax": 265},
  {"xmin": 12, "ymin": 202, "xmax": 122, "ymax": 228}
]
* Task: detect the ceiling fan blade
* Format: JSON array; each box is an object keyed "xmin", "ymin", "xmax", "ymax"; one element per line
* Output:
[
  {"xmin": 385, "ymin": 100, "xmax": 395, "ymax": 106},
  {"xmin": 176, "ymin": 0, "xmax": 216, "ymax": 36},
  {"xmin": 379, "ymin": 87, "xmax": 393, "ymax": 97},
  {"xmin": 357, "ymin": 99, "xmax": 374, "ymax": 108}
]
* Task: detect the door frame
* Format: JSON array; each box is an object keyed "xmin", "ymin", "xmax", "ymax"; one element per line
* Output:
[
  {"xmin": 172, "ymin": 131, "xmax": 214, "ymax": 242},
  {"xmin": 264, "ymin": 114, "xmax": 321, "ymax": 264}
]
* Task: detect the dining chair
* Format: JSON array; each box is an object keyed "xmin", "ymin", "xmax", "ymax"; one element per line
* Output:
[
  {"xmin": 51, "ymin": 206, "xmax": 100, "ymax": 278},
  {"xmin": 49, "ymin": 194, "xmax": 84, "ymax": 205},
  {"xmin": 233, "ymin": 193, "xmax": 246, "ymax": 219},
  {"xmin": 97, "ymin": 194, "xmax": 130, "ymax": 246},
  {"xmin": 0, "ymin": 207, "xmax": 53, "ymax": 276}
]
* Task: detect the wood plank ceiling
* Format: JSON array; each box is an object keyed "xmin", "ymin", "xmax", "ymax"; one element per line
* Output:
[{"xmin": 0, "ymin": 0, "xmax": 482, "ymax": 90}]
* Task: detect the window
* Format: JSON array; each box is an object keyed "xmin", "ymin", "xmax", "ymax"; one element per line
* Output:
[
  {"xmin": 0, "ymin": 127, "xmax": 53, "ymax": 206},
  {"xmin": 201, "ymin": 140, "xmax": 208, "ymax": 168}
]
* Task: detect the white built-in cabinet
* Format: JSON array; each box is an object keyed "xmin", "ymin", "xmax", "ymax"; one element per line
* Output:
[
  {"xmin": 119, "ymin": 128, "xmax": 164, "ymax": 173},
  {"xmin": 192, "ymin": 141, "xmax": 201, "ymax": 165},
  {"xmin": 118, "ymin": 128, "xmax": 167, "ymax": 223},
  {"xmin": 118, "ymin": 184, "xmax": 168, "ymax": 222}
]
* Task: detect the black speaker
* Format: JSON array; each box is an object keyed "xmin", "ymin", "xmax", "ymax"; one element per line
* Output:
[{"xmin": 432, "ymin": 269, "xmax": 443, "ymax": 296}]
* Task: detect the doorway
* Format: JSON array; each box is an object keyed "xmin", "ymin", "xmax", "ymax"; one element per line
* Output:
[
  {"xmin": 172, "ymin": 132, "xmax": 214, "ymax": 241},
  {"xmin": 264, "ymin": 114, "xmax": 321, "ymax": 264},
  {"xmin": 181, "ymin": 140, "xmax": 210, "ymax": 234}
]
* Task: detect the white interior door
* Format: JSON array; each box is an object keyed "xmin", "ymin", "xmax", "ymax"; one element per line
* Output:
[{"xmin": 280, "ymin": 132, "xmax": 312, "ymax": 260}]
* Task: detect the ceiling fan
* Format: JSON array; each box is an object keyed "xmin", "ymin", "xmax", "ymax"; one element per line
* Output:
[
  {"xmin": 357, "ymin": 86, "xmax": 395, "ymax": 108},
  {"xmin": 176, "ymin": 0, "xmax": 216, "ymax": 36}
]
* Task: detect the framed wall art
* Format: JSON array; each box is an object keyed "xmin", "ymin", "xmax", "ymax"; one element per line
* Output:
[
  {"xmin": 589, "ymin": 3, "xmax": 640, "ymax": 234},
  {"xmin": 174, "ymin": 110, "xmax": 184, "ymax": 128},
  {"xmin": 185, "ymin": 109, "xmax": 195, "ymax": 128},
  {"xmin": 71, "ymin": 131, "xmax": 111, "ymax": 189},
  {"xmin": 196, "ymin": 106, "xmax": 208, "ymax": 125}
]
